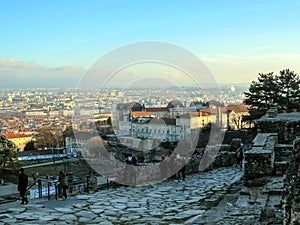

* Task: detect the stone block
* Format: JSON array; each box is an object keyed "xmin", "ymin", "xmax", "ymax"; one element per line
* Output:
[{"xmin": 244, "ymin": 148, "xmax": 274, "ymax": 176}]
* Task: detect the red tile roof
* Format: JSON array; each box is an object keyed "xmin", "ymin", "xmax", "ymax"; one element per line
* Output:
[
  {"xmin": 226, "ymin": 105, "xmax": 250, "ymax": 113},
  {"xmin": 199, "ymin": 108, "xmax": 214, "ymax": 115},
  {"xmin": 130, "ymin": 112, "xmax": 152, "ymax": 118},
  {"xmin": 199, "ymin": 105, "xmax": 249, "ymax": 115},
  {"xmin": 0, "ymin": 132, "xmax": 32, "ymax": 139}
]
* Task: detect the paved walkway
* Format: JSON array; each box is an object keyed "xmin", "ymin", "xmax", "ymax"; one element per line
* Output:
[
  {"xmin": 0, "ymin": 167, "xmax": 243, "ymax": 224},
  {"xmin": 0, "ymin": 183, "xmax": 18, "ymax": 198}
]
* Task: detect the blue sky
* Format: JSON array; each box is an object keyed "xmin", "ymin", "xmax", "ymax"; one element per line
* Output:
[{"xmin": 0, "ymin": 0, "xmax": 300, "ymax": 88}]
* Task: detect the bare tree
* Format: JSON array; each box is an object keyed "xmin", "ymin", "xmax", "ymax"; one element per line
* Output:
[{"xmin": 36, "ymin": 127, "xmax": 64, "ymax": 149}]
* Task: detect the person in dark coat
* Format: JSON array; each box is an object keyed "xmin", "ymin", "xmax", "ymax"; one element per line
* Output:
[
  {"xmin": 236, "ymin": 147, "xmax": 243, "ymax": 168},
  {"xmin": 18, "ymin": 168, "xmax": 28, "ymax": 205},
  {"xmin": 58, "ymin": 171, "xmax": 68, "ymax": 199}
]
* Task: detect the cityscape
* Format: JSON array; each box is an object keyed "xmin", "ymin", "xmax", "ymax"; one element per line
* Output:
[
  {"xmin": 0, "ymin": 84, "xmax": 247, "ymax": 148},
  {"xmin": 1, "ymin": 0, "xmax": 300, "ymax": 224}
]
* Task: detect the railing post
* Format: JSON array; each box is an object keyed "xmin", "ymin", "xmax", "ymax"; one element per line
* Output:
[
  {"xmin": 54, "ymin": 182, "xmax": 58, "ymax": 200},
  {"xmin": 38, "ymin": 179, "xmax": 42, "ymax": 198},
  {"xmin": 67, "ymin": 172, "xmax": 73, "ymax": 193},
  {"xmin": 47, "ymin": 182, "xmax": 50, "ymax": 200},
  {"xmin": 86, "ymin": 176, "xmax": 89, "ymax": 193}
]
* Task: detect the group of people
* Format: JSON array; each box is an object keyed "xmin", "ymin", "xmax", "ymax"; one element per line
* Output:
[
  {"xmin": 17, "ymin": 168, "xmax": 69, "ymax": 205},
  {"xmin": 160, "ymin": 154, "xmax": 186, "ymax": 181},
  {"xmin": 123, "ymin": 153, "xmax": 186, "ymax": 185}
]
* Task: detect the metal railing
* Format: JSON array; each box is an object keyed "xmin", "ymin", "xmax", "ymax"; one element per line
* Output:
[{"xmin": 20, "ymin": 175, "xmax": 94, "ymax": 201}]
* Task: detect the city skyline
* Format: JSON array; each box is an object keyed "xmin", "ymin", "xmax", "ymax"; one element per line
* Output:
[{"xmin": 0, "ymin": 1, "xmax": 300, "ymax": 88}]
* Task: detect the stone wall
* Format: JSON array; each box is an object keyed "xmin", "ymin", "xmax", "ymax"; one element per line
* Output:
[
  {"xmin": 282, "ymin": 138, "xmax": 300, "ymax": 224},
  {"xmin": 244, "ymin": 133, "xmax": 277, "ymax": 186},
  {"xmin": 274, "ymin": 144, "xmax": 293, "ymax": 176},
  {"xmin": 196, "ymin": 144, "xmax": 238, "ymax": 172},
  {"xmin": 257, "ymin": 112, "xmax": 300, "ymax": 144},
  {"xmin": 244, "ymin": 148, "xmax": 274, "ymax": 177}
]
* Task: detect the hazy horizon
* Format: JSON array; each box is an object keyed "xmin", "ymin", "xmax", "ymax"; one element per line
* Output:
[{"xmin": 0, "ymin": 83, "xmax": 251, "ymax": 91}]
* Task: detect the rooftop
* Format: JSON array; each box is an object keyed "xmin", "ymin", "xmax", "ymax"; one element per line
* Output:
[
  {"xmin": 258, "ymin": 112, "xmax": 300, "ymax": 122},
  {"xmin": 0, "ymin": 132, "xmax": 32, "ymax": 139}
]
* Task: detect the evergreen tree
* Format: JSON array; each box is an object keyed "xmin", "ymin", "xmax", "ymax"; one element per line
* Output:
[
  {"xmin": 24, "ymin": 140, "xmax": 35, "ymax": 151},
  {"xmin": 276, "ymin": 69, "xmax": 300, "ymax": 111},
  {"xmin": 0, "ymin": 135, "xmax": 17, "ymax": 174},
  {"xmin": 243, "ymin": 69, "xmax": 300, "ymax": 124},
  {"xmin": 244, "ymin": 72, "xmax": 278, "ymax": 123}
]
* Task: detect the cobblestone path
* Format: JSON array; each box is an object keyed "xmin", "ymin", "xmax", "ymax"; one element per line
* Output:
[{"xmin": 0, "ymin": 167, "xmax": 243, "ymax": 224}]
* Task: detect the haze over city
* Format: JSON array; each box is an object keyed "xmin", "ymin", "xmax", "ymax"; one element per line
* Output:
[{"xmin": 0, "ymin": 1, "xmax": 300, "ymax": 88}]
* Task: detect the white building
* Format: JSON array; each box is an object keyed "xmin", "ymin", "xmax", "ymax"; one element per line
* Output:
[
  {"xmin": 132, "ymin": 117, "xmax": 179, "ymax": 143},
  {"xmin": 24, "ymin": 110, "xmax": 47, "ymax": 116}
]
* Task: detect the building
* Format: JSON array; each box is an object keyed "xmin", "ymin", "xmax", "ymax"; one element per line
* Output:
[
  {"xmin": 131, "ymin": 117, "xmax": 178, "ymax": 142},
  {"xmin": 226, "ymin": 104, "xmax": 250, "ymax": 130},
  {"xmin": 0, "ymin": 133, "xmax": 33, "ymax": 151},
  {"xmin": 114, "ymin": 102, "xmax": 143, "ymax": 132},
  {"xmin": 24, "ymin": 110, "xmax": 47, "ymax": 116},
  {"xmin": 144, "ymin": 107, "xmax": 168, "ymax": 118},
  {"xmin": 167, "ymin": 100, "xmax": 186, "ymax": 118},
  {"xmin": 197, "ymin": 105, "xmax": 250, "ymax": 129},
  {"xmin": 114, "ymin": 101, "xmax": 250, "ymax": 152}
]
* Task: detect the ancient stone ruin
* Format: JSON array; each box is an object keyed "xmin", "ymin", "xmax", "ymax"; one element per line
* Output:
[
  {"xmin": 244, "ymin": 133, "xmax": 276, "ymax": 186},
  {"xmin": 242, "ymin": 111, "xmax": 300, "ymax": 224}
]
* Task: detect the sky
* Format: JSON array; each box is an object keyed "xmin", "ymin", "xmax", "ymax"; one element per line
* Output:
[{"xmin": 0, "ymin": 0, "xmax": 300, "ymax": 88}]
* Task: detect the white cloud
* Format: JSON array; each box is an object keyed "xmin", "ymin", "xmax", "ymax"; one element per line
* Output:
[
  {"xmin": 0, "ymin": 58, "xmax": 85, "ymax": 88},
  {"xmin": 0, "ymin": 58, "xmax": 38, "ymax": 69}
]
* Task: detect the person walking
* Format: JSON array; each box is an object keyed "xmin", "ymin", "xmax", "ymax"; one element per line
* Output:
[
  {"xmin": 236, "ymin": 147, "xmax": 243, "ymax": 168},
  {"xmin": 159, "ymin": 155, "xmax": 168, "ymax": 180},
  {"xmin": 175, "ymin": 155, "xmax": 186, "ymax": 181},
  {"xmin": 129, "ymin": 157, "xmax": 137, "ymax": 185},
  {"xmin": 58, "ymin": 171, "xmax": 68, "ymax": 199},
  {"xmin": 18, "ymin": 168, "xmax": 28, "ymax": 205},
  {"xmin": 180, "ymin": 160, "xmax": 186, "ymax": 181}
]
